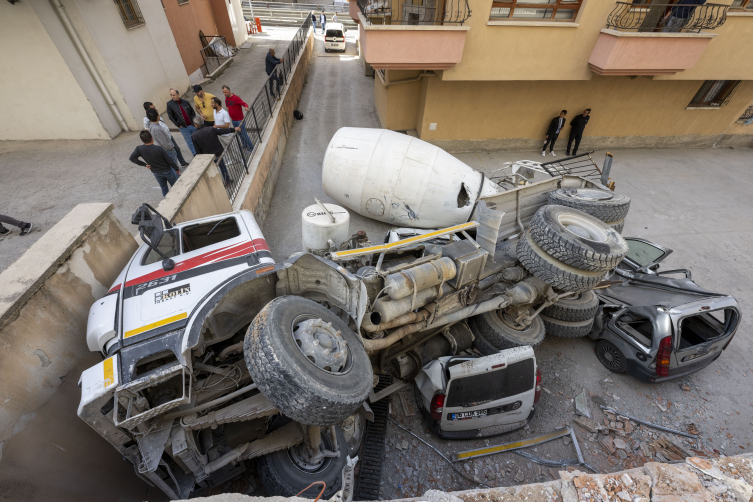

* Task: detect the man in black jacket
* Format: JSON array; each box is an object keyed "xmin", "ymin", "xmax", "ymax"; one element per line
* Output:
[
  {"xmin": 129, "ymin": 130, "xmax": 181, "ymax": 197},
  {"xmin": 566, "ymin": 108, "xmax": 590, "ymax": 156},
  {"xmin": 190, "ymin": 116, "xmax": 240, "ymax": 184},
  {"xmin": 542, "ymin": 110, "xmax": 567, "ymax": 157},
  {"xmin": 265, "ymin": 49, "xmax": 284, "ymax": 99},
  {"xmin": 167, "ymin": 89, "xmax": 197, "ymax": 156}
]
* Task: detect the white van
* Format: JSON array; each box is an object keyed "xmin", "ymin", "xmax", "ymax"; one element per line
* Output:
[
  {"xmin": 325, "ymin": 22, "xmax": 346, "ymax": 52},
  {"xmin": 415, "ymin": 346, "xmax": 541, "ymax": 439}
]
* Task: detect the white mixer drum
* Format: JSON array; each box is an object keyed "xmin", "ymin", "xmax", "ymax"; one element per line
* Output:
[{"xmin": 301, "ymin": 203, "xmax": 350, "ymax": 253}]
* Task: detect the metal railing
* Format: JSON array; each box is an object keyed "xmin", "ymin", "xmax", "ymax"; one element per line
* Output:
[
  {"xmin": 739, "ymin": 105, "xmax": 753, "ymax": 121},
  {"xmin": 245, "ymin": 1, "xmax": 350, "ymax": 12},
  {"xmin": 200, "ymin": 36, "xmax": 234, "ymax": 75},
  {"xmin": 215, "ymin": 15, "xmax": 312, "ymax": 202},
  {"xmin": 357, "ymin": 0, "xmax": 470, "ymax": 25},
  {"xmin": 606, "ymin": 2, "xmax": 728, "ymax": 32}
]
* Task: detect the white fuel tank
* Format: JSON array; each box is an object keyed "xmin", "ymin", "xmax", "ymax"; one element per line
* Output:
[
  {"xmin": 302, "ymin": 202, "xmax": 350, "ymax": 252},
  {"xmin": 322, "ymin": 128, "xmax": 503, "ymax": 228}
]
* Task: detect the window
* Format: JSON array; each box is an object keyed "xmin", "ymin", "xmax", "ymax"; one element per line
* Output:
[
  {"xmin": 730, "ymin": 0, "xmax": 753, "ymax": 10},
  {"xmin": 490, "ymin": 0, "xmax": 583, "ymax": 21},
  {"xmin": 114, "ymin": 0, "xmax": 145, "ymax": 29},
  {"xmin": 446, "ymin": 359, "xmax": 534, "ymax": 408},
  {"xmin": 688, "ymin": 80, "xmax": 741, "ymax": 108},
  {"xmin": 177, "ymin": 0, "xmax": 190, "ymax": 5},
  {"xmin": 181, "ymin": 217, "xmax": 241, "ymax": 253},
  {"xmin": 143, "ymin": 229, "xmax": 180, "ymax": 265}
]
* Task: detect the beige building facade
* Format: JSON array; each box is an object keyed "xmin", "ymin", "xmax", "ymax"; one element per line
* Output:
[{"xmin": 353, "ymin": 0, "xmax": 753, "ymax": 151}]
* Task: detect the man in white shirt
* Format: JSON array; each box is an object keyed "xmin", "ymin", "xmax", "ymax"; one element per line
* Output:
[
  {"xmin": 212, "ymin": 97, "xmax": 234, "ymax": 148},
  {"xmin": 142, "ymin": 101, "xmax": 189, "ymax": 167}
]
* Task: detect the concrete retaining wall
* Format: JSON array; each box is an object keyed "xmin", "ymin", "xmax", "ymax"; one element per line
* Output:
[
  {"xmin": 233, "ymin": 27, "xmax": 314, "ymax": 224},
  {"xmin": 157, "ymin": 154, "xmax": 233, "ymax": 223},
  {"xmin": 0, "ymin": 204, "xmax": 147, "ymax": 500}
]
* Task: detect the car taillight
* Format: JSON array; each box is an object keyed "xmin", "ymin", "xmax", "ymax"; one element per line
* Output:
[
  {"xmin": 656, "ymin": 336, "xmax": 672, "ymax": 377},
  {"xmin": 534, "ymin": 368, "xmax": 542, "ymax": 404},
  {"xmin": 430, "ymin": 394, "xmax": 445, "ymax": 420}
]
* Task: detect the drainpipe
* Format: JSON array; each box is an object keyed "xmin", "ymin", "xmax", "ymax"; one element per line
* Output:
[
  {"xmin": 49, "ymin": 0, "xmax": 129, "ymax": 133},
  {"xmin": 376, "ymin": 69, "xmax": 436, "ymax": 87}
]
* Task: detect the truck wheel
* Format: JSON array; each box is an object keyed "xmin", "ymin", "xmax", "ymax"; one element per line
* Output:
[
  {"xmin": 541, "ymin": 314, "xmax": 594, "ymax": 338},
  {"xmin": 473, "ymin": 333, "xmax": 500, "ymax": 356},
  {"xmin": 470, "ymin": 311, "xmax": 545, "ymax": 350},
  {"xmin": 607, "ymin": 220, "xmax": 624, "ymax": 234},
  {"xmin": 548, "ymin": 188, "xmax": 631, "ymax": 223},
  {"xmin": 542, "ymin": 290, "xmax": 598, "ymax": 322},
  {"xmin": 517, "ymin": 230, "xmax": 605, "ymax": 293},
  {"xmin": 258, "ymin": 425, "xmax": 348, "ymax": 498},
  {"xmin": 595, "ymin": 340, "xmax": 627, "ymax": 373},
  {"xmin": 528, "ymin": 205, "xmax": 628, "ymax": 273},
  {"xmin": 245, "ymin": 296, "xmax": 372, "ymax": 426}
]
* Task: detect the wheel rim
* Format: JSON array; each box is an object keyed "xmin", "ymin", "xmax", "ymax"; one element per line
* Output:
[
  {"xmin": 597, "ymin": 343, "xmax": 622, "ymax": 370},
  {"xmin": 498, "ymin": 310, "xmax": 532, "ymax": 332},
  {"xmin": 292, "ymin": 315, "xmax": 352, "ymax": 374},
  {"xmin": 563, "ymin": 188, "xmax": 613, "ymax": 202},
  {"xmin": 557, "ymin": 213, "xmax": 608, "ymax": 242},
  {"xmin": 287, "ymin": 431, "xmax": 334, "ymax": 473}
]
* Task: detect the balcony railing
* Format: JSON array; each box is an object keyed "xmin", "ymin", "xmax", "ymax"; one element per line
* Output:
[
  {"xmin": 606, "ymin": 2, "xmax": 728, "ymax": 32},
  {"xmin": 356, "ymin": 0, "xmax": 471, "ymax": 25}
]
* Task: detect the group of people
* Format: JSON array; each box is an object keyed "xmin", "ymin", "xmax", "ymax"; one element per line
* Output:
[
  {"xmin": 312, "ymin": 11, "xmax": 337, "ymax": 34},
  {"xmin": 130, "ymin": 49, "xmax": 286, "ymax": 196},
  {"xmin": 542, "ymin": 109, "xmax": 591, "ymax": 158}
]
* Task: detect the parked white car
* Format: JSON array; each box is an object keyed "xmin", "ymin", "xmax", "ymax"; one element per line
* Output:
[{"xmin": 325, "ymin": 22, "xmax": 346, "ymax": 52}]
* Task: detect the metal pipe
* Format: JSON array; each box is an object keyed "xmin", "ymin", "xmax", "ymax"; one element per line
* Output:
[
  {"xmin": 49, "ymin": 0, "xmax": 129, "ymax": 133},
  {"xmin": 362, "ymin": 309, "xmax": 430, "ymax": 333},
  {"xmin": 203, "ymin": 443, "xmax": 250, "ymax": 474},
  {"xmin": 362, "ymin": 321, "xmax": 429, "ymax": 352},
  {"xmin": 165, "ymin": 384, "xmax": 257, "ymax": 420},
  {"xmin": 384, "ymin": 257, "xmax": 456, "ymax": 300},
  {"xmin": 217, "ymin": 341, "xmax": 244, "ymax": 360},
  {"xmin": 372, "ymin": 284, "xmax": 451, "ymax": 324}
]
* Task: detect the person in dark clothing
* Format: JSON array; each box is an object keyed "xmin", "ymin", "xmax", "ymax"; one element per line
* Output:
[
  {"xmin": 312, "ymin": 11, "xmax": 318, "ymax": 33},
  {"xmin": 129, "ymin": 130, "xmax": 181, "ymax": 197},
  {"xmin": 167, "ymin": 89, "xmax": 197, "ymax": 155},
  {"xmin": 0, "ymin": 215, "xmax": 33, "ymax": 236},
  {"xmin": 566, "ymin": 109, "xmax": 591, "ymax": 157},
  {"xmin": 663, "ymin": 0, "xmax": 706, "ymax": 32},
  {"xmin": 143, "ymin": 101, "xmax": 189, "ymax": 166},
  {"xmin": 542, "ymin": 110, "xmax": 567, "ymax": 157},
  {"xmin": 190, "ymin": 116, "xmax": 240, "ymax": 184},
  {"xmin": 265, "ymin": 49, "xmax": 285, "ymax": 100}
]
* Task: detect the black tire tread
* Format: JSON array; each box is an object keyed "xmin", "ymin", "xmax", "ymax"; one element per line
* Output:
[
  {"xmin": 541, "ymin": 314, "xmax": 594, "ymax": 338},
  {"xmin": 548, "ymin": 189, "xmax": 631, "ymax": 222},
  {"xmin": 542, "ymin": 290, "xmax": 599, "ymax": 322},
  {"xmin": 473, "ymin": 333, "xmax": 500, "ymax": 355},
  {"xmin": 607, "ymin": 220, "xmax": 625, "ymax": 234},
  {"xmin": 470, "ymin": 312, "xmax": 546, "ymax": 350}
]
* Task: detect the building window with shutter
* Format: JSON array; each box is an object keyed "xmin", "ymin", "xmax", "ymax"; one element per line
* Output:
[
  {"xmin": 688, "ymin": 80, "xmax": 741, "ymax": 108},
  {"xmin": 114, "ymin": 0, "xmax": 146, "ymax": 29},
  {"xmin": 490, "ymin": 0, "xmax": 584, "ymax": 22}
]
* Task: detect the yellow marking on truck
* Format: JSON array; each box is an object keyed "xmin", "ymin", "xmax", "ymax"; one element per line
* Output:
[
  {"xmin": 124, "ymin": 312, "xmax": 188, "ymax": 339},
  {"xmin": 330, "ymin": 222, "xmax": 479, "ymax": 259},
  {"xmin": 453, "ymin": 427, "xmax": 570, "ymax": 461},
  {"xmin": 103, "ymin": 357, "xmax": 114, "ymax": 387}
]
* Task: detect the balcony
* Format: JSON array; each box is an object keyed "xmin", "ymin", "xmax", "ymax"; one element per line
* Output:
[
  {"xmin": 588, "ymin": 2, "xmax": 728, "ymax": 76},
  {"xmin": 356, "ymin": 0, "xmax": 471, "ymax": 70}
]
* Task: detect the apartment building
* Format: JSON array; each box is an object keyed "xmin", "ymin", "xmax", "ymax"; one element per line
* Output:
[{"xmin": 352, "ymin": 0, "xmax": 753, "ymax": 150}]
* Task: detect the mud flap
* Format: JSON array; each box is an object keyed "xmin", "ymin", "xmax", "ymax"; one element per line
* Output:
[{"xmin": 276, "ymin": 253, "xmax": 368, "ymax": 330}]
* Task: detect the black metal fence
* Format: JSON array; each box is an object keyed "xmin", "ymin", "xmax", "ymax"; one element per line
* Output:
[
  {"xmin": 246, "ymin": 1, "xmax": 350, "ymax": 12},
  {"xmin": 739, "ymin": 105, "xmax": 753, "ymax": 121},
  {"xmin": 606, "ymin": 2, "xmax": 728, "ymax": 32},
  {"xmin": 200, "ymin": 36, "xmax": 234, "ymax": 75},
  {"xmin": 357, "ymin": 0, "xmax": 470, "ymax": 25},
  {"xmin": 215, "ymin": 15, "xmax": 312, "ymax": 202}
]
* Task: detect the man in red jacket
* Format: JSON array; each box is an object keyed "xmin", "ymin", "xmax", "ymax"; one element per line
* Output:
[{"xmin": 222, "ymin": 85, "xmax": 255, "ymax": 152}]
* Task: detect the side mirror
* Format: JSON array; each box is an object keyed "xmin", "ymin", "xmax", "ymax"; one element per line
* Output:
[{"xmin": 162, "ymin": 258, "xmax": 175, "ymax": 271}]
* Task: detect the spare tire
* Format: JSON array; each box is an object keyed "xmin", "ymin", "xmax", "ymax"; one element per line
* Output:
[
  {"xmin": 470, "ymin": 311, "xmax": 545, "ymax": 350},
  {"xmin": 548, "ymin": 188, "xmax": 630, "ymax": 223},
  {"xmin": 528, "ymin": 205, "xmax": 628, "ymax": 273},
  {"xmin": 517, "ymin": 230, "xmax": 606, "ymax": 293},
  {"xmin": 541, "ymin": 314, "xmax": 594, "ymax": 338},
  {"xmin": 607, "ymin": 220, "xmax": 624, "ymax": 234},
  {"xmin": 542, "ymin": 290, "xmax": 599, "ymax": 322},
  {"xmin": 473, "ymin": 333, "xmax": 500, "ymax": 356},
  {"xmin": 245, "ymin": 296, "xmax": 372, "ymax": 426}
]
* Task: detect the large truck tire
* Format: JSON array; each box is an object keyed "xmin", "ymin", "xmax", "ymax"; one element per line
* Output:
[
  {"xmin": 607, "ymin": 220, "xmax": 624, "ymax": 234},
  {"xmin": 542, "ymin": 290, "xmax": 599, "ymax": 322},
  {"xmin": 517, "ymin": 230, "xmax": 605, "ymax": 293},
  {"xmin": 473, "ymin": 333, "xmax": 500, "ymax": 356},
  {"xmin": 245, "ymin": 296, "xmax": 372, "ymax": 426},
  {"xmin": 470, "ymin": 311, "xmax": 546, "ymax": 350},
  {"xmin": 541, "ymin": 314, "xmax": 594, "ymax": 338},
  {"xmin": 258, "ymin": 424, "xmax": 348, "ymax": 498},
  {"xmin": 548, "ymin": 188, "xmax": 630, "ymax": 223},
  {"xmin": 528, "ymin": 205, "xmax": 628, "ymax": 273}
]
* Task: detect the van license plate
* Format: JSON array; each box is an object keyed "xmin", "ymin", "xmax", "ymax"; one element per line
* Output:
[{"xmin": 450, "ymin": 410, "xmax": 487, "ymax": 420}]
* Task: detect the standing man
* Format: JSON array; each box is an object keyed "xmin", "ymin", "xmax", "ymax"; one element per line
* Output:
[
  {"xmin": 193, "ymin": 85, "xmax": 216, "ymax": 126},
  {"xmin": 265, "ymin": 49, "xmax": 285, "ymax": 100},
  {"xmin": 663, "ymin": 0, "xmax": 706, "ymax": 32},
  {"xmin": 191, "ymin": 116, "xmax": 240, "ymax": 185},
  {"xmin": 320, "ymin": 11, "xmax": 327, "ymax": 34},
  {"xmin": 146, "ymin": 108, "xmax": 181, "ymax": 171},
  {"xmin": 542, "ymin": 110, "xmax": 567, "ymax": 157},
  {"xmin": 222, "ymin": 85, "xmax": 254, "ymax": 152},
  {"xmin": 167, "ymin": 89, "xmax": 197, "ymax": 155},
  {"xmin": 0, "ymin": 215, "xmax": 33, "ymax": 236},
  {"xmin": 332, "ymin": 12, "xmax": 339, "ymax": 23},
  {"xmin": 143, "ymin": 102, "xmax": 189, "ymax": 167},
  {"xmin": 129, "ymin": 130, "xmax": 181, "ymax": 197},
  {"xmin": 312, "ymin": 11, "xmax": 318, "ymax": 33},
  {"xmin": 566, "ymin": 109, "xmax": 591, "ymax": 157}
]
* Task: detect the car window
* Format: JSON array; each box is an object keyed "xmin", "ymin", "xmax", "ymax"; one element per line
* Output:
[
  {"xmin": 182, "ymin": 217, "xmax": 241, "ymax": 253},
  {"xmin": 143, "ymin": 229, "xmax": 180, "ymax": 265},
  {"xmin": 326, "ymin": 29, "xmax": 344, "ymax": 37},
  {"xmin": 615, "ymin": 312, "xmax": 653, "ymax": 348},
  {"xmin": 446, "ymin": 359, "xmax": 534, "ymax": 408},
  {"xmin": 624, "ymin": 239, "xmax": 666, "ymax": 268}
]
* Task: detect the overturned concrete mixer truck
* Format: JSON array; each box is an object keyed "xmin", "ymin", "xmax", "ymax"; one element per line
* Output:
[{"xmin": 78, "ymin": 127, "xmax": 629, "ymax": 500}]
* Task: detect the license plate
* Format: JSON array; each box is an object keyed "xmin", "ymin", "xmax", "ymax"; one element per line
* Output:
[{"xmin": 450, "ymin": 410, "xmax": 487, "ymax": 420}]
